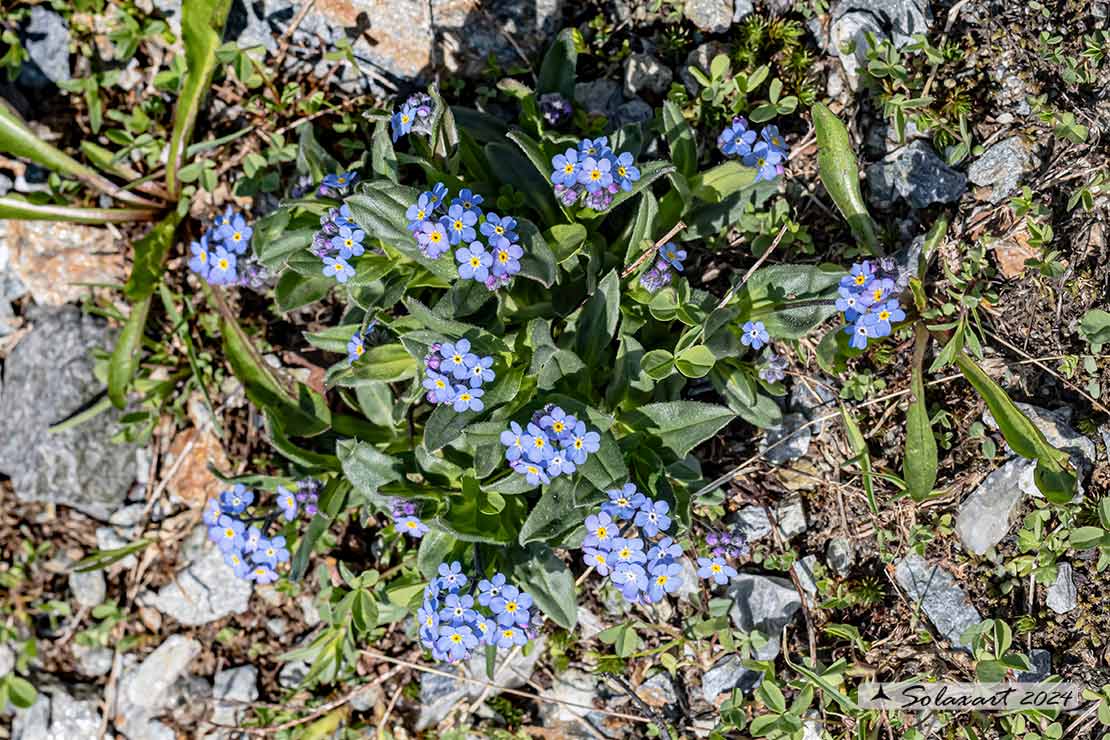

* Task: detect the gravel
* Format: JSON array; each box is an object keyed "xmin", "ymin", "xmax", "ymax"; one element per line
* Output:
[{"xmin": 867, "ymin": 141, "xmax": 967, "ymax": 209}]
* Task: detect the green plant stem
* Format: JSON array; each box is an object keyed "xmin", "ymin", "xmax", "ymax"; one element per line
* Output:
[{"xmin": 0, "ymin": 197, "xmax": 160, "ymax": 223}]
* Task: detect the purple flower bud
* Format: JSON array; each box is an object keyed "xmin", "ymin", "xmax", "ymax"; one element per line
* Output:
[
  {"xmin": 706, "ymin": 533, "xmax": 719, "ymax": 546},
  {"xmin": 305, "ymin": 503, "xmax": 318, "ymax": 516},
  {"xmin": 719, "ymin": 533, "xmax": 732, "ymax": 545},
  {"xmin": 539, "ymin": 92, "xmax": 572, "ymax": 126},
  {"xmin": 711, "ymin": 546, "xmax": 724, "ymax": 558}
]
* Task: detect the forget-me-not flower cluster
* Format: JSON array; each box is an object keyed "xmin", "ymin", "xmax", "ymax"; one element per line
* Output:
[
  {"xmin": 837, "ymin": 259, "xmax": 907, "ymax": 350},
  {"xmin": 549, "ymin": 136, "xmax": 641, "ymax": 212},
  {"xmin": 390, "ymin": 92, "xmax": 436, "ymax": 142},
  {"xmin": 499, "ymin": 404, "xmax": 600, "ymax": 486},
  {"xmin": 639, "ymin": 241, "xmax": 687, "ymax": 294},
  {"xmin": 716, "ymin": 118, "xmax": 787, "ymax": 183},
  {"xmin": 204, "ymin": 481, "xmax": 313, "ymax": 584},
  {"xmin": 313, "ymin": 200, "xmax": 368, "ymax": 284},
  {"xmin": 579, "ymin": 483, "xmax": 687, "ymax": 605},
  {"xmin": 319, "ymin": 170, "xmax": 359, "ymax": 197},
  {"xmin": 422, "ymin": 339, "xmax": 496, "ymax": 412},
  {"xmin": 405, "ymin": 185, "xmax": 526, "ymax": 291},
  {"xmin": 741, "ymin": 320, "xmax": 770, "ymax": 351},
  {"xmin": 418, "ymin": 562, "xmax": 537, "ymax": 663},
  {"xmin": 187, "ymin": 207, "xmax": 265, "ymax": 287}
]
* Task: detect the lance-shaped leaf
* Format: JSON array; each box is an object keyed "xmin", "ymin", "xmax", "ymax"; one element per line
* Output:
[
  {"xmin": 166, "ymin": 0, "xmax": 233, "ymax": 197},
  {"xmin": 107, "ymin": 296, "xmax": 151, "ymax": 409},
  {"xmin": 955, "ymin": 353, "xmax": 1076, "ymax": 503},
  {"xmin": 635, "ymin": 401, "xmax": 735, "ymax": 458},
  {"xmin": 507, "ymin": 543, "xmax": 577, "ymax": 630},
  {"xmin": 537, "ymin": 28, "xmax": 579, "ymax": 99},
  {"xmin": 904, "ymin": 326, "xmax": 938, "ymax": 500},
  {"xmin": 737, "ymin": 263, "xmax": 844, "ymax": 338},
  {"xmin": 662, "ymin": 99, "xmax": 697, "ymax": 179},
  {"xmin": 0, "ymin": 102, "xmax": 159, "ymax": 208},
  {"xmin": 812, "ymin": 102, "xmax": 880, "ymax": 255}
]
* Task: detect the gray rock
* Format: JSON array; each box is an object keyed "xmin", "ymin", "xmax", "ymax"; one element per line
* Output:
[
  {"xmin": 349, "ymin": 683, "xmax": 383, "ymax": 713},
  {"xmin": 73, "ymin": 644, "xmax": 113, "ymax": 677},
  {"xmin": 760, "ymin": 412, "xmax": 812, "ymax": 465},
  {"xmin": 12, "ymin": 685, "xmax": 102, "ymax": 740},
  {"xmin": 792, "ymin": 555, "xmax": 819, "ymax": 607},
  {"xmin": 638, "ymin": 671, "xmax": 679, "ymax": 708},
  {"xmin": 143, "ymin": 526, "xmax": 251, "ymax": 626},
  {"xmin": 731, "ymin": 496, "xmax": 808, "ymax": 542},
  {"xmin": 734, "ymin": 0, "xmax": 756, "ymax": 21},
  {"xmin": 416, "ymin": 635, "xmax": 546, "ymax": 728},
  {"xmin": 298, "ymin": 594, "xmax": 322, "ymax": 627},
  {"xmin": 538, "ymin": 668, "xmax": 599, "ymax": 725},
  {"xmin": 624, "ymin": 53, "xmax": 672, "ymax": 97},
  {"xmin": 278, "ymin": 659, "xmax": 310, "ymax": 689},
  {"xmin": 702, "ymin": 653, "xmax": 762, "ymax": 702},
  {"xmin": 20, "ymin": 6, "xmax": 71, "ymax": 87},
  {"xmin": 416, "ymin": 666, "xmax": 467, "ymax": 729},
  {"xmin": 728, "ymin": 573, "xmax": 802, "ymax": 638},
  {"xmin": 894, "ymin": 554, "xmax": 982, "ymax": 650},
  {"xmin": 867, "ymin": 141, "xmax": 966, "ymax": 209},
  {"xmin": 0, "ymin": 306, "xmax": 140, "ymax": 521},
  {"xmin": 615, "ymin": 98, "xmax": 653, "ymax": 128},
  {"xmin": 115, "ymin": 635, "xmax": 201, "ymax": 740},
  {"xmin": 828, "ymin": 0, "xmax": 930, "ymax": 89},
  {"xmin": 826, "ymin": 538, "xmax": 854, "ymax": 577},
  {"xmin": 96, "ymin": 526, "xmax": 138, "ymax": 569},
  {"xmin": 69, "ymin": 569, "xmax": 106, "ymax": 609},
  {"xmin": 574, "ymin": 79, "xmax": 624, "ymax": 120},
  {"xmin": 956, "ymin": 458, "xmax": 1030, "ymax": 555},
  {"xmin": 109, "ymin": 503, "xmax": 147, "ymax": 528},
  {"xmin": 266, "ymin": 617, "xmax": 288, "ymax": 637},
  {"xmin": 0, "ymin": 642, "xmax": 14, "ymax": 676},
  {"xmin": 790, "ymin": 381, "xmax": 836, "ymax": 436},
  {"xmin": 679, "ymin": 41, "xmax": 731, "ymax": 95},
  {"xmin": 684, "ymin": 0, "xmax": 733, "ymax": 33},
  {"xmin": 675, "ymin": 556, "xmax": 701, "ymax": 602},
  {"xmin": 1045, "ymin": 563, "xmax": 1077, "ymax": 615},
  {"xmin": 967, "ymin": 137, "xmax": 1031, "ymax": 203},
  {"xmin": 212, "ymin": 665, "xmax": 259, "ymax": 729},
  {"xmin": 1018, "ymin": 649, "xmax": 1052, "ymax": 682}
]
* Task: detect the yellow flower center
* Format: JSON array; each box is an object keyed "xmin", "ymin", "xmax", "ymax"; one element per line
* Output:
[
  {"xmin": 430, "ymin": 232, "xmax": 442, "ymax": 243},
  {"xmin": 450, "ymin": 634, "xmax": 462, "ymax": 644},
  {"xmin": 453, "ymin": 220, "xmax": 463, "ymax": 231},
  {"xmin": 618, "ymin": 166, "xmax": 627, "ymax": 176},
  {"xmin": 590, "ymin": 169, "xmax": 601, "ymax": 181},
  {"xmin": 502, "ymin": 630, "xmax": 514, "ymax": 638},
  {"xmin": 337, "ymin": 177, "xmax": 346, "ymax": 185},
  {"xmin": 656, "ymin": 575, "xmax": 668, "ymax": 586},
  {"xmin": 617, "ymin": 497, "xmax": 628, "ymax": 507},
  {"xmin": 596, "ymin": 526, "xmax": 608, "ymax": 538},
  {"xmin": 563, "ymin": 163, "xmax": 574, "ymax": 174},
  {"xmin": 574, "ymin": 439, "xmax": 583, "ymax": 449},
  {"xmin": 879, "ymin": 310, "xmax": 891, "ymax": 321},
  {"xmin": 495, "ymin": 225, "xmax": 504, "ymax": 234},
  {"xmin": 453, "ymin": 354, "xmax": 463, "ymax": 365},
  {"xmin": 232, "ymin": 232, "xmax": 242, "ymax": 242},
  {"xmin": 594, "ymin": 553, "xmax": 606, "ymax": 565},
  {"xmin": 534, "ymin": 438, "xmax": 545, "ymax": 448},
  {"xmin": 872, "ymin": 288, "xmax": 884, "ymax": 300},
  {"xmin": 344, "ymin": 239, "xmax": 353, "ymax": 248},
  {"xmin": 498, "ymin": 251, "xmax": 509, "ymax": 263},
  {"xmin": 469, "ymin": 256, "xmax": 481, "ymax": 267},
  {"xmin": 459, "ymin": 393, "xmax": 471, "ymax": 402},
  {"xmin": 402, "ymin": 115, "xmax": 410, "ymax": 123},
  {"xmin": 355, "ymin": 345, "xmax": 364, "ymax": 356},
  {"xmin": 505, "ymin": 601, "xmax": 517, "ymax": 613},
  {"xmin": 855, "ymin": 274, "xmax": 867, "ymax": 285},
  {"xmin": 619, "ymin": 548, "xmax": 631, "ymax": 559},
  {"xmin": 224, "ymin": 528, "xmax": 235, "ymax": 538},
  {"xmin": 552, "ymin": 421, "xmax": 565, "ymax": 433},
  {"xmin": 434, "ymin": 379, "xmax": 446, "ymax": 389},
  {"xmin": 218, "ymin": 259, "xmax": 229, "ymax": 270},
  {"xmin": 198, "ymin": 251, "xmax": 207, "ymax": 262},
  {"xmin": 417, "ymin": 209, "xmax": 426, "ymax": 219},
  {"xmin": 711, "ymin": 564, "xmax": 722, "ymax": 573}
]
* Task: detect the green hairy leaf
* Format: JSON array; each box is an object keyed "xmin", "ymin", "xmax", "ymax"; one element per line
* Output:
[{"xmin": 812, "ymin": 102, "xmax": 880, "ymax": 255}]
